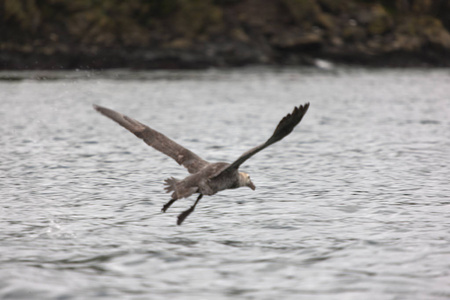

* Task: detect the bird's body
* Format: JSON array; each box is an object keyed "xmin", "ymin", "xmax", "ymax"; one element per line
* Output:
[
  {"xmin": 164, "ymin": 162, "xmax": 234, "ymax": 198},
  {"xmin": 94, "ymin": 103, "xmax": 309, "ymax": 225}
]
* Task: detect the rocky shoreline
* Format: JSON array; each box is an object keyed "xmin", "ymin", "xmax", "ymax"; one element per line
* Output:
[{"xmin": 2, "ymin": 0, "xmax": 450, "ymax": 69}]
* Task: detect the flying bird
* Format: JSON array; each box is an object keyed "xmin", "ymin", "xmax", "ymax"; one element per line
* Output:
[{"xmin": 93, "ymin": 103, "xmax": 309, "ymax": 225}]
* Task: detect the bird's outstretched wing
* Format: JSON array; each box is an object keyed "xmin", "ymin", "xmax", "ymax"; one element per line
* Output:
[
  {"xmin": 93, "ymin": 105, "xmax": 209, "ymax": 174},
  {"xmin": 213, "ymin": 103, "xmax": 309, "ymax": 177}
]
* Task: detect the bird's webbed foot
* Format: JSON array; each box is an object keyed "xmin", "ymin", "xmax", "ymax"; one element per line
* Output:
[
  {"xmin": 162, "ymin": 199, "xmax": 176, "ymax": 213},
  {"xmin": 177, "ymin": 194, "xmax": 203, "ymax": 225}
]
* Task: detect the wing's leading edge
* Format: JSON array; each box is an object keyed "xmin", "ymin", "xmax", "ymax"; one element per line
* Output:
[
  {"xmin": 93, "ymin": 105, "xmax": 209, "ymax": 174},
  {"xmin": 214, "ymin": 103, "xmax": 309, "ymax": 177}
]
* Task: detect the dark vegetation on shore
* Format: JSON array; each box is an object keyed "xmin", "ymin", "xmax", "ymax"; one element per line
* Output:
[{"xmin": 2, "ymin": 0, "xmax": 450, "ymax": 69}]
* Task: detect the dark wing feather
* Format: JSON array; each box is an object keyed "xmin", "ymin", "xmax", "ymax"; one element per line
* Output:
[
  {"xmin": 213, "ymin": 103, "xmax": 309, "ymax": 177},
  {"xmin": 93, "ymin": 105, "xmax": 209, "ymax": 174}
]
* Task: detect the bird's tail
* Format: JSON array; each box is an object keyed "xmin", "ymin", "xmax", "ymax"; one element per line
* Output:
[
  {"xmin": 164, "ymin": 177, "xmax": 198, "ymax": 200},
  {"xmin": 164, "ymin": 177, "xmax": 180, "ymax": 194}
]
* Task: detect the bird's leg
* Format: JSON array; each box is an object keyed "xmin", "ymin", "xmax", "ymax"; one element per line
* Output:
[
  {"xmin": 162, "ymin": 198, "xmax": 177, "ymax": 213},
  {"xmin": 177, "ymin": 194, "xmax": 203, "ymax": 225}
]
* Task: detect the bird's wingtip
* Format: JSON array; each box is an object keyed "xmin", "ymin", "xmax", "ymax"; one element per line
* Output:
[
  {"xmin": 93, "ymin": 104, "xmax": 106, "ymax": 113},
  {"xmin": 298, "ymin": 102, "xmax": 310, "ymax": 114}
]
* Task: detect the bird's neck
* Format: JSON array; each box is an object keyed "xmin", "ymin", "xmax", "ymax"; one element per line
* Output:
[{"xmin": 238, "ymin": 172, "xmax": 247, "ymax": 187}]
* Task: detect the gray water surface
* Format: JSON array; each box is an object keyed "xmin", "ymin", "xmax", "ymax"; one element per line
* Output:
[{"xmin": 1, "ymin": 68, "xmax": 449, "ymax": 299}]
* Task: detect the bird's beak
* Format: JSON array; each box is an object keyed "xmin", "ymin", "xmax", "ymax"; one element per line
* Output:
[{"xmin": 248, "ymin": 181, "xmax": 256, "ymax": 190}]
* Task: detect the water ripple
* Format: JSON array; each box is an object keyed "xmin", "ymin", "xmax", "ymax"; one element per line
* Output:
[{"xmin": 1, "ymin": 68, "xmax": 449, "ymax": 299}]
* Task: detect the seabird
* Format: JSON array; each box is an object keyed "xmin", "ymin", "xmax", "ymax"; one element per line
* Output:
[{"xmin": 93, "ymin": 103, "xmax": 309, "ymax": 225}]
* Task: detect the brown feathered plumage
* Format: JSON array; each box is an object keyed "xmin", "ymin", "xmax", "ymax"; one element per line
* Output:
[{"xmin": 93, "ymin": 103, "xmax": 309, "ymax": 225}]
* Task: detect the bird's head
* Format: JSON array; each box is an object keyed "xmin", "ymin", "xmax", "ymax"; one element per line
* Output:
[{"xmin": 239, "ymin": 172, "xmax": 255, "ymax": 190}]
